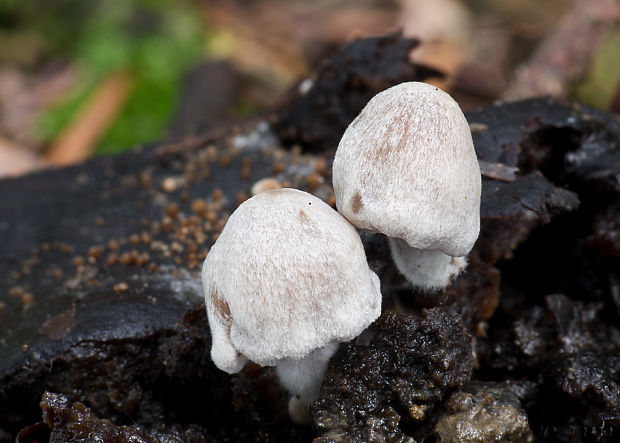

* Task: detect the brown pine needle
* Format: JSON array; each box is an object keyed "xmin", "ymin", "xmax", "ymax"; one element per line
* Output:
[{"xmin": 45, "ymin": 71, "xmax": 132, "ymax": 167}]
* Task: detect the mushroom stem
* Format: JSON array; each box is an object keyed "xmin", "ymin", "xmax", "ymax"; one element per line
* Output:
[
  {"xmin": 388, "ymin": 237, "xmax": 467, "ymax": 291},
  {"xmin": 275, "ymin": 342, "xmax": 339, "ymax": 424}
]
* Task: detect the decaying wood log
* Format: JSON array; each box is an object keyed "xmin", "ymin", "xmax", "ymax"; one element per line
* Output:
[{"xmin": 1, "ymin": 33, "xmax": 619, "ymax": 442}]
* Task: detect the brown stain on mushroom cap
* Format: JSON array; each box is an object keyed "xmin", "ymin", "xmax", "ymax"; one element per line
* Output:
[
  {"xmin": 297, "ymin": 207, "xmax": 321, "ymax": 238},
  {"xmin": 371, "ymin": 116, "xmax": 412, "ymax": 165},
  {"xmin": 351, "ymin": 192, "xmax": 364, "ymax": 214},
  {"xmin": 211, "ymin": 289, "xmax": 231, "ymax": 323}
]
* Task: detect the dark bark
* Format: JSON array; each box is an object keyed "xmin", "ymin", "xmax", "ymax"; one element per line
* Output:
[{"xmin": 2, "ymin": 33, "xmax": 619, "ymax": 442}]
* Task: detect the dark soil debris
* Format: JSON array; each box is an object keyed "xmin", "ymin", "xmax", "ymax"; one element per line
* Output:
[
  {"xmin": 435, "ymin": 382, "xmax": 534, "ymax": 443},
  {"xmin": 1, "ymin": 32, "xmax": 620, "ymax": 443},
  {"xmin": 272, "ymin": 32, "xmax": 442, "ymax": 152},
  {"xmin": 481, "ymin": 294, "xmax": 620, "ymax": 441},
  {"xmin": 312, "ymin": 310, "xmax": 473, "ymax": 442}
]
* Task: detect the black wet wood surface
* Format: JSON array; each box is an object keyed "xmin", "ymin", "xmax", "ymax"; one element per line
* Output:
[{"xmin": 1, "ymin": 87, "xmax": 619, "ymax": 442}]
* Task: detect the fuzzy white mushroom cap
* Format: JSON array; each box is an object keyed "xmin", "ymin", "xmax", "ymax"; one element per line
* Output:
[
  {"xmin": 202, "ymin": 188, "xmax": 381, "ymax": 373},
  {"xmin": 333, "ymin": 82, "xmax": 481, "ymax": 257}
]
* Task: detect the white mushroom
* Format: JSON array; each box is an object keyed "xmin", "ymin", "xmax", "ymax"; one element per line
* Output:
[
  {"xmin": 202, "ymin": 188, "xmax": 381, "ymax": 422},
  {"xmin": 332, "ymin": 82, "xmax": 481, "ymax": 291}
]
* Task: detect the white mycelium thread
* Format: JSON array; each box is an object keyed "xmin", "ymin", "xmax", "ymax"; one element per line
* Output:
[
  {"xmin": 333, "ymin": 82, "xmax": 481, "ymax": 289},
  {"xmin": 202, "ymin": 188, "xmax": 381, "ymax": 416}
]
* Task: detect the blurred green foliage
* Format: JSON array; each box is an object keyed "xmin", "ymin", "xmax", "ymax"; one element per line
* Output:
[
  {"xmin": 573, "ymin": 30, "xmax": 620, "ymax": 111},
  {"xmin": 0, "ymin": 0, "xmax": 207, "ymax": 153}
]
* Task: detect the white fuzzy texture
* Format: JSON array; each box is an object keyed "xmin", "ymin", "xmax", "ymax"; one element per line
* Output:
[
  {"xmin": 333, "ymin": 82, "xmax": 481, "ymax": 257},
  {"xmin": 276, "ymin": 342, "xmax": 339, "ymax": 424},
  {"xmin": 389, "ymin": 238, "xmax": 467, "ymax": 290},
  {"xmin": 202, "ymin": 188, "xmax": 381, "ymax": 373}
]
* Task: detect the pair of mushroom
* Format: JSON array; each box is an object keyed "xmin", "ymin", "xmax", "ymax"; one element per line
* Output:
[{"xmin": 202, "ymin": 82, "xmax": 481, "ymax": 423}]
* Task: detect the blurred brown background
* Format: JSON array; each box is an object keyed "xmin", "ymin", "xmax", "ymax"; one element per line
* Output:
[{"xmin": 0, "ymin": 0, "xmax": 618, "ymax": 178}]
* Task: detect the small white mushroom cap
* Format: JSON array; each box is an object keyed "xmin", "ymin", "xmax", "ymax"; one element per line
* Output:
[
  {"xmin": 202, "ymin": 188, "xmax": 381, "ymax": 373},
  {"xmin": 333, "ymin": 82, "xmax": 481, "ymax": 257}
]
